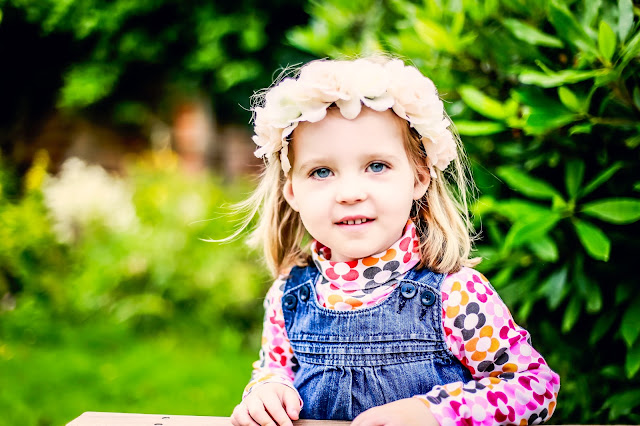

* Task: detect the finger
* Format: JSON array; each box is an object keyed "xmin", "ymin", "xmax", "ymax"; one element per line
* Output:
[
  {"xmin": 245, "ymin": 398, "xmax": 277, "ymax": 426},
  {"xmin": 281, "ymin": 389, "xmax": 301, "ymax": 420},
  {"xmin": 262, "ymin": 392, "xmax": 293, "ymax": 426},
  {"xmin": 351, "ymin": 409, "xmax": 382, "ymax": 426},
  {"xmin": 231, "ymin": 403, "xmax": 260, "ymax": 426}
]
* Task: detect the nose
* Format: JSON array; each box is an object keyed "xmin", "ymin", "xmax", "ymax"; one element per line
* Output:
[{"xmin": 335, "ymin": 176, "xmax": 367, "ymax": 204}]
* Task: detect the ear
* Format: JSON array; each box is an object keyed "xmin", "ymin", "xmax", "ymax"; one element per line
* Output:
[
  {"xmin": 283, "ymin": 177, "xmax": 300, "ymax": 211},
  {"xmin": 412, "ymin": 167, "xmax": 431, "ymax": 200}
]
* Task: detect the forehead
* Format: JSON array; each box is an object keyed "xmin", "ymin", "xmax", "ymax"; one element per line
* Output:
[{"xmin": 291, "ymin": 108, "xmax": 407, "ymax": 164}]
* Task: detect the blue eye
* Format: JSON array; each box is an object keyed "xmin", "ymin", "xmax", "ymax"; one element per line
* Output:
[
  {"xmin": 368, "ymin": 162, "xmax": 387, "ymax": 173},
  {"xmin": 311, "ymin": 168, "xmax": 332, "ymax": 179}
]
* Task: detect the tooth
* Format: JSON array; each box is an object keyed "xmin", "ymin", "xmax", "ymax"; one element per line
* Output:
[
  {"xmin": 355, "ymin": 219, "xmax": 362, "ymax": 224},
  {"xmin": 348, "ymin": 220, "xmax": 354, "ymax": 225}
]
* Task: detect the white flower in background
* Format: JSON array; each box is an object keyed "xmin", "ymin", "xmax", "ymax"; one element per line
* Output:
[{"xmin": 43, "ymin": 157, "xmax": 139, "ymax": 243}]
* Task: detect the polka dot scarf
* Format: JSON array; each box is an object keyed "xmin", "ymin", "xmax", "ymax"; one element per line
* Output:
[{"xmin": 311, "ymin": 220, "xmax": 421, "ymax": 310}]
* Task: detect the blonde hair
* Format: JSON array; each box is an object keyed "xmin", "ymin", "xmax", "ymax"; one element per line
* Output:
[{"xmin": 230, "ymin": 58, "xmax": 481, "ymax": 277}]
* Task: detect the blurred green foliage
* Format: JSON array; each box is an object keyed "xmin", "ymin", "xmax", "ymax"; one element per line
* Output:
[
  {"xmin": 288, "ymin": 0, "xmax": 640, "ymax": 423},
  {"xmin": 0, "ymin": 0, "xmax": 313, "ymax": 171},
  {"xmin": 1, "ymin": 151, "xmax": 270, "ymax": 338},
  {"xmin": 0, "ymin": 152, "xmax": 270, "ymax": 425}
]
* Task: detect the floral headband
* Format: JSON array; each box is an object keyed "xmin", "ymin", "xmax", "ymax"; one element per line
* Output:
[{"xmin": 251, "ymin": 58, "xmax": 458, "ymax": 178}]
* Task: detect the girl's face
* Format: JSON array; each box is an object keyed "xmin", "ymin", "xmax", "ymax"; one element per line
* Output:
[{"xmin": 283, "ymin": 107, "xmax": 429, "ymax": 262}]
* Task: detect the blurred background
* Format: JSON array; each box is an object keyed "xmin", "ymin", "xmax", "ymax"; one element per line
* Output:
[{"xmin": 0, "ymin": 0, "xmax": 639, "ymax": 424}]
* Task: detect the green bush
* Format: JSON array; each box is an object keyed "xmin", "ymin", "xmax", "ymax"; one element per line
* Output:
[
  {"xmin": 0, "ymin": 152, "xmax": 270, "ymax": 341},
  {"xmin": 288, "ymin": 0, "xmax": 640, "ymax": 423},
  {"xmin": 0, "ymin": 154, "xmax": 270, "ymax": 424}
]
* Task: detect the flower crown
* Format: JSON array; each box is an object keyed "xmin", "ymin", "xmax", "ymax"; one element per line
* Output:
[{"xmin": 251, "ymin": 58, "xmax": 458, "ymax": 178}]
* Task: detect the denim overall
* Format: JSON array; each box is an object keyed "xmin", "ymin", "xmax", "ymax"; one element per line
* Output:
[{"xmin": 282, "ymin": 264, "xmax": 473, "ymax": 420}]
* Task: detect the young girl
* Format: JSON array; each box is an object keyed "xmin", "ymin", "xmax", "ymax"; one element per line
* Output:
[{"xmin": 230, "ymin": 57, "xmax": 560, "ymax": 426}]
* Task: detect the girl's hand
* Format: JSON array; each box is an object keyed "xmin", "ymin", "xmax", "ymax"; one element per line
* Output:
[
  {"xmin": 230, "ymin": 383, "xmax": 301, "ymax": 426},
  {"xmin": 351, "ymin": 398, "xmax": 438, "ymax": 426}
]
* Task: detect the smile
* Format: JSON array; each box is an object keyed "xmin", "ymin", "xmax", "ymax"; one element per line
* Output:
[{"xmin": 336, "ymin": 217, "xmax": 374, "ymax": 225}]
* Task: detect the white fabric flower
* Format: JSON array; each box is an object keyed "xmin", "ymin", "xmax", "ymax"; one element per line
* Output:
[{"xmin": 251, "ymin": 58, "xmax": 458, "ymax": 176}]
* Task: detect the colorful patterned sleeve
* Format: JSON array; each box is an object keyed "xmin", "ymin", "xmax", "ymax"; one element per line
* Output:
[
  {"xmin": 242, "ymin": 276, "xmax": 301, "ymax": 400},
  {"xmin": 415, "ymin": 267, "xmax": 560, "ymax": 425}
]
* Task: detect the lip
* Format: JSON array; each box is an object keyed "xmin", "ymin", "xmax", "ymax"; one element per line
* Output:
[{"xmin": 334, "ymin": 216, "xmax": 375, "ymax": 226}]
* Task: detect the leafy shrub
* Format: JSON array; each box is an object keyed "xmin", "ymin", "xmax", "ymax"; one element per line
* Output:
[
  {"xmin": 0, "ymin": 151, "xmax": 270, "ymax": 342},
  {"xmin": 288, "ymin": 0, "xmax": 640, "ymax": 423}
]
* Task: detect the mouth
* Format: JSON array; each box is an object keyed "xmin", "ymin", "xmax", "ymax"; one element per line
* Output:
[{"xmin": 335, "ymin": 217, "xmax": 374, "ymax": 226}]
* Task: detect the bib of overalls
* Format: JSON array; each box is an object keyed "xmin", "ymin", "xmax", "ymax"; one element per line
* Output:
[{"xmin": 282, "ymin": 264, "xmax": 473, "ymax": 420}]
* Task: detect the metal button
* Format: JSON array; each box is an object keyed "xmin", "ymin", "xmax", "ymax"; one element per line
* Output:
[
  {"xmin": 283, "ymin": 294, "xmax": 297, "ymax": 310},
  {"xmin": 299, "ymin": 285, "xmax": 310, "ymax": 302},
  {"xmin": 420, "ymin": 289, "xmax": 436, "ymax": 306},
  {"xmin": 400, "ymin": 282, "xmax": 417, "ymax": 299}
]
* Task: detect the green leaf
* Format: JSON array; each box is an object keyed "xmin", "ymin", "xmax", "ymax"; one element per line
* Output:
[
  {"xmin": 581, "ymin": 0, "xmax": 602, "ymax": 28},
  {"xmin": 601, "ymin": 364, "xmax": 624, "ymax": 379},
  {"xmin": 454, "ymin": 120, "xmax": 505, "ymax": 136},
  {"xmin": 581, "ymin": 198, "xmax": 640, "ymax": 224},
  {"xmin": 58, "ymin": 63, "xmax": 121, "ymax": 109},
  {"xmin": 540, "ymin": 266, "xmax": 568, "ymax": 310},
  {"xmin": 585, "ymin": 280, "xmax": 603, "ymax": 313},
  {"xmin": 626, "ymin": 339, "xmax": 640, "ymax": 378},
  {"xmin": 528, "ymin": 236, "xmax": 559, "ymax": 262},
  {"xmin": 603, "ymin": 389, "xmax": 640, "ymax": 420},
  {"xmin": 548, "ymin": 0, "xmax": 599, "ymax": 57},
  {"xmin": 497, "ymin": 166, "xmax": 563, "ymax": 200},
  {"xmin": 621, "ymin": 296, "xmax": 640, "ymax": 347},
  {"xmin": 625, "ymin": 134, "xmax": 640, "ymax": 149},
  {"xmin": 573, "ymin": 218, "xmax": 611, "ymax": 261},
  {"xmin": 618, "ymin": 0, "xmax": 634, "ymax": 42},
  {"xmin": 517, "ymin": 299, "xmax": 534, "ymax": 321},
  {"xmin": 519, "ymin": 69, "xmax": 603, "ymax": 88},
  {"xmin": 458, "ymin": 86, "xmax": 515, "ymax": 120},
  {"xmin": 598, "ymin": 20, "xmax": 617, "ymax": 63},
  {"xmin": 490, "ymin": 199, "xmax": 550, "ymax": 222},
  {"xmin": 524, "ymin": 109, "xmax": 577, "ymax": 134},
  {"xmin": 617, "ymin": 284, "xmax": 633, "ymax": 306},
  {"xmin": 562, "ymin": 296, "xmax": 582, "ymax": 333},
  {"xmin": 619, "ymin": 28, "xmax": 640, "ymax": 70},
  {"xmin": 573, "ymin": 254, "xmax": 603, "ymax": 312},
  {"xmin": 590, "ymin": 312, "xmax": 617, "ymax": 345},
  {"xmin": 505, "ymin": 214, "xmax": 561, "ymax": 249},
  {"xmin": 579, "ymin": 161, "xmax": 623, "ymax": 197},
  {"xmin": 569, "ymin": 122, "xmax": 593, "ymax": 135},
  {"xmin": 565, "ymin": 159, "xmax": 585, "ymax": 198},
  {"xmin": 557, "ymin": 87, "xmax": 583, "ymax": 112},
  {"xmin": 633, "ymin": 86, "xmax": 640, "ymax": 110},
  {"xmin": 502, "ymin": 18, "xmax": 564, "ymax": 48}
]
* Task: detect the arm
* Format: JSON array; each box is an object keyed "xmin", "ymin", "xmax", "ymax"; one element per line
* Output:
[
  {"xmin": 231, "ymin": 276, "xmax": 302, "ymax": 426},
  {"xmin": 243, "ymin": 276, "xmax": 301, "ymax": 398},
  {"xmin": 414, "ymin": 267, "xmax": 560, "ymax": 425}
]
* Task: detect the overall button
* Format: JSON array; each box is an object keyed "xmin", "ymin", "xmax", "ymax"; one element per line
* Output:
[
  {"xmin": 400, "ymin": 282, "xmax": 417, "ymax": 299},
  {"xmin": 420, "ymin": 289, "xmax": 436, "ymax": 306},
  {"xmin": 283, "ymin": 294, "xmax": 298, "ymax": 310},
  {"xmin": 299, "ymin": 285, "xmax": 310, "ymax": 302}
]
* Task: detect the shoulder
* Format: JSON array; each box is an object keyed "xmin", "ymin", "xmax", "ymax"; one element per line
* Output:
[
  {"xmin": 442, "ymin": 266, "xmax": 491, "ymax": 294},
  {"xmin": 263, "ymin": 274, "xmax": 288, "ymax": 308},
  {"xmin": 441, "ymin": 266, "xmax": 498, "ymax": 309}
]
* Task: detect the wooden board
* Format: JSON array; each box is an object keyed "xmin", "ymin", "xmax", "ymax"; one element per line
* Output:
[
  {"xmin": 67, "ymin": 412, "xmax": 351, "ymax": 426},
  {"xmin": 66, "ymin": 411, "xmax": 618, "ymax": 426}
]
